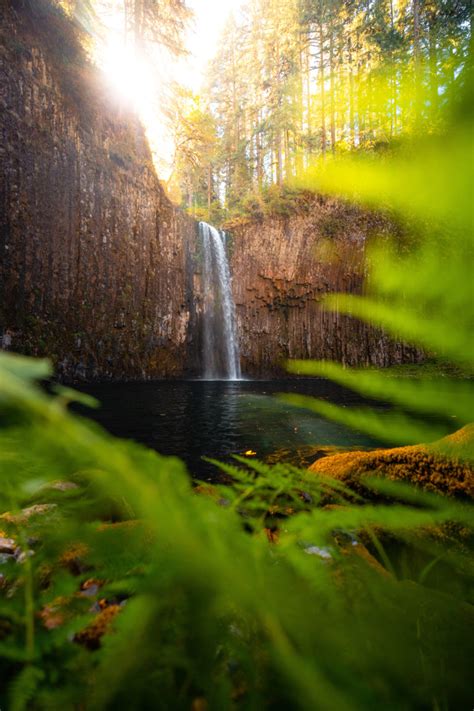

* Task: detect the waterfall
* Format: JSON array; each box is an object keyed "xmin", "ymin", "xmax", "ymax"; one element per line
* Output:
[{"xmin": 199, "ymin": 221, "xmax": 241, "ymax": 380}]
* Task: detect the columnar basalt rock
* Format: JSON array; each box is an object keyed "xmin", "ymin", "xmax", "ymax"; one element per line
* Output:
[
  {"xmin": 0, "ymin": 3, "xmax": 199, "ymax": 380},
  {"xmin": 228, "ymin": 199, "xmax": 422, "ymax": 376},
  {"xmin": 0, "ymin": 3, "xmax": 422, "ymax": 382}
]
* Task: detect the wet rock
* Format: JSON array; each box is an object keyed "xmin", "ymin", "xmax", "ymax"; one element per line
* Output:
[
  {"xmin": 14, "ymin": 548, "xmax": 34, "ymax": 564},
  {"xmin": 0, "ymin": 4, "xmax": 198, "ymax": 380},
  {"xmin": 0, "ymin": 503, "xmax": 57, "ymax": 525},
  {"xmin": 60, "ymin": 543, "xmax": 91, "ymax": 576},
  {"xmin": 229, "ymin": 198, "xmax": 422, "ymax": 376},
  {"xmin": 74, "ymin": 604, "xmax": 121, "ymax": 650},
  {"xmin": 39, "ymin": 578, "xmax": 121, "ymax": 635},
  {"xmin": 39, "ymin": 597, "xmax": 71, "ymax": 631},
  {"xmin": 304, "ymin": 545, "xmax": 332, "ymax": 559},
  {"xmin": 0, "ymin": 537, "xmax": 16, "ymax": 555},
  {"xmin": 79, "ymin": 578, "xmax": 104, "ymax": 598}
]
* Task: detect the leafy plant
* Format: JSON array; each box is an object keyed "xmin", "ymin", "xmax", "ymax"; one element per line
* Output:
[
  {"xmin": 285, "ymin": 60, "xmax": 474, "ymax": 452},
  {"xmin": 0, "ymin": 344, "xmax": 472, "ymax": 710}
]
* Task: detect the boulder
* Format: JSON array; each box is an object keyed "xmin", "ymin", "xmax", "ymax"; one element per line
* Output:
[{"xmin": 308, "ymin": 425, "xmax": 474, "ymax": 499}]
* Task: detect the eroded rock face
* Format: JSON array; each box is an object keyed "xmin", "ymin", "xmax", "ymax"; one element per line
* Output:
[
  {"xmin": 228, "ymin": 199, "xmax": 422, "ymax": 376},
  {"xmin": 0, "ymin": 4, "xmax": 421, "ymax": 382},
  {"xmin": 0, "ymin": 3, "xmax": 199, "ymax": 380}
]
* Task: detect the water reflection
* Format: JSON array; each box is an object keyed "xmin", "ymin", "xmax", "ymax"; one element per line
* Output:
[{"xmin": 76, "ymin": 379, "xmax": 387, "ymax": 480}]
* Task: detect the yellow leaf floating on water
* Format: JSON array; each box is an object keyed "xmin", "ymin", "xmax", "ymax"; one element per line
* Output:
[{"xmin": 244, "ymin": 450, "xmax": 257, "ymax": 456}]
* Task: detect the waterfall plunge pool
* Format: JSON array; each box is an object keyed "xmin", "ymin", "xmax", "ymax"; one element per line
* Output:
[
  {"xmin": 73, "ymin": 226, "xmax": 415, "ymax": 480},
  {"xmin": 75, "ymin": 378, "xmax": 397, "ymax": 481}
]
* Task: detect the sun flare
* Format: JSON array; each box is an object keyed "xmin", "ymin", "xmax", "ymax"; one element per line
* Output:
[
  {"xmin": 91, "ymin": 0, "xmax": 245, "ymax": 178},
  {"xmin": 101, "ymin": 39, "xmax": 153, "ymax": 112}
]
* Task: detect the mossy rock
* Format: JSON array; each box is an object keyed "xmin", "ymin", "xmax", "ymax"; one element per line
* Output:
[{"xmin": 309, "ymin": 425, "xmax": 474, "ymax": 499}]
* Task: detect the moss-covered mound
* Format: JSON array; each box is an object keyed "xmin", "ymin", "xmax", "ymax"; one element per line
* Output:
[{"xmin": 309, "ymin": 425, "xmax": 474, "ymax": 499}]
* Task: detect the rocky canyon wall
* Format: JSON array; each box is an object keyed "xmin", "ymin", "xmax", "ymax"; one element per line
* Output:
[
  {"xmin": 0, "ymin": 1, "xmax": 198, "ymax": 380},
  {"xmin": 0, "ymin": 2, "xmax": 421, "ymax": 381},
  {"xmin": 228, "ymin": 198, "xmax": 421, "ymax": 376}
]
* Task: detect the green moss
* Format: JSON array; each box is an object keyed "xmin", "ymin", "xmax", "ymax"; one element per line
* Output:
[
  {"xmin": 309, "ymin": 425, "xmax": 474, "ymax": 499},
  {"xmin": 383, "ymin": 359, "xmax": 472, "ymax": 379}
]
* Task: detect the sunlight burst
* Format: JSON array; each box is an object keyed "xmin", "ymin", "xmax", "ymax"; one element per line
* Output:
[{"xmin": 101, "ymin": 38, "xmax": 153, "ymax": 113}]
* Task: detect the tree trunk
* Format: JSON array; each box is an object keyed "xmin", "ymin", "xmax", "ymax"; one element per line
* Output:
[
  {"xmin": 319, "ymin": 21, "xmax": 326, "ymax": 156},
  {"xmin": 329, "ymin": 26, "xmax": 336, "ymax": 153},
  {"xmin": 276, "ymin": 132, "xmax": 283, "ymax": 186},
  {"xmin": 134, "ymin": 0, "xmax": 143, "ymax": 54},
  {"xmin": 207, "ymin": 164, "xmax": 212, "ymax": 215},
  {"xmin": 428, "ymin": 13, "xmax": 438, "ymax": 119},
  {"xmin": 413, "ymin": 0, "xmax": 423, "ymax": 126},
  {"xmin": 306, "ymin": 38, "xmax": 312, "ymax": 143},
  {"xmin": 348, "ymin": 34, "xmax": 355, "ymax": 148}
]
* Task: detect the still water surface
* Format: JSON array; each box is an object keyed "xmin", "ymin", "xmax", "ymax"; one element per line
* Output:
[{"xmin": 76, "ymin": 379, "xmax": 389, "ymax": 480}]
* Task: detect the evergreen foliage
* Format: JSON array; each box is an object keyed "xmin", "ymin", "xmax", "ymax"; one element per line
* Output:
[{"xmin": 172, "ymin": 0, "xmax": 472, "ymax": 221}]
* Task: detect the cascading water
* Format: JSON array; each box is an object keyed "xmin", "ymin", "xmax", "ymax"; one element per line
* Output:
[{"xmin": 199, "ymin": 221, "xmax": 241, "ymax": 380}]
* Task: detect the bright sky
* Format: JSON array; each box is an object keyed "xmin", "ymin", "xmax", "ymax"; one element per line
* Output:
[
  {"xmin": 182, "ymin": 0, "xmax": 243, "ymax": 90},
  {"xmin": 96, "ymin": 0, "xmax": 244, "ymax": 178}
]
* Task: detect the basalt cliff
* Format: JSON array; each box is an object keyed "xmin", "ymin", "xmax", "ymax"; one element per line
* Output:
[
  {"xmin": 229, "ymin": 201, "xmax": 421, "ymax": 376},
  {"xmin": 0, "ymin": 1, "xmax": 197, "ymax": 380},
  {"xmin": 0, "ymin": 1, "xmax": 420, "ymax": 380}
]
